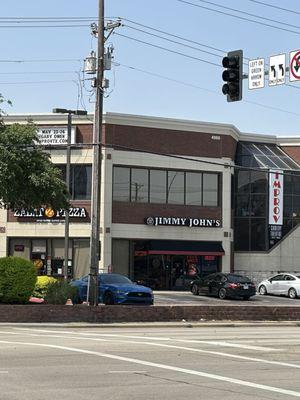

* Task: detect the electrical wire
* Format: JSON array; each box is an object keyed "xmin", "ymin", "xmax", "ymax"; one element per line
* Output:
[
  {"xmin": 176, "ymin": 0, "xmax": 300, "ymax": 36},
  {"xmin": 123, "ymin": 24, "xmax": 225, "ymax": 60},
  {"xmin": 114, "ymin": 32, "xmax": 221, "ymax": 68},
  {"xmin": 121, "ymin": 17, "xmax": 227, "ymax": 57},
  {"xmin": 189, "ymin": 0, "xmax": 300, "ymax": 30},
  {"xmin": 113, "ymin": 61, "xmax": 300, "ymax": 119},
  {"xmin": 249, "ymin": 0, "xmax": 300, "ymax": 16},
  {"xmin": 0, "ymin": 58, "xmax": 82, "ymax": 63}
]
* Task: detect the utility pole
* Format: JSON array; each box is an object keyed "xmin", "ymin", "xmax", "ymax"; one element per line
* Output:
[{"xmin": 89, "ymin": 0, "xmax": 105, "ymax": 306}]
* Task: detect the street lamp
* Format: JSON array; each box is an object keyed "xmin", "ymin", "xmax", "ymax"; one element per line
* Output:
[{"xmin": 52, "ymin": 108, "xmax": 87, "ymax": 280}]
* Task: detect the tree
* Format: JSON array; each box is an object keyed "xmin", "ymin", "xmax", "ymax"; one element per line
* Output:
[{"xmin": 0, "ymin": 120, "xmax": 69, "ymax": 210}]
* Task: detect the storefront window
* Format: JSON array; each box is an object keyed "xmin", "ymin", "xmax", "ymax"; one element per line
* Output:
[
  {"xmin": 72, "ymin": 165, "xmax": 92, "ymax": 200},
  {"xmin": 250, "ymin": 219, "xmax": 266, "ymax": 251},
  {"xmin": 203, "ymin": 173, "xmax": 218, "ymax": 206},
  {"xmin": 150, "ymin": 170, "xmax": 167, "ymax": 204},
  {"xmin": 250, "ymin": 195, "xmax": 266, "ymax": 217},
  {"xmin": 113, "ymin": 167, "xmax": 130, "ymax": 202},
  {"xmin": 186, "ymin": 172, "xmax": 202, "ymax": 205},
  {"xmin": 131, "ymin": 168, "xmax": 149, "ymax": 203},
  {"xmin": 251, "ymin": 170, "xmax": 267, "ymax": 193},
  {"xmin": 235, "ymin": 195, "xmax": 250, "ymax": 217},
  {"xmin": 167, "ymin": 171, "xmax": 184, "ymax": 204},
  {"xmin": 234, "ymin": 218, "xmax": 250, "ymax": 251}
]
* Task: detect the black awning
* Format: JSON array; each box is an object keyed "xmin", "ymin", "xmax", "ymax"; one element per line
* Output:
[{"xmin": 147, "ymin": 240, "xmax": 225, "ymax": 256}]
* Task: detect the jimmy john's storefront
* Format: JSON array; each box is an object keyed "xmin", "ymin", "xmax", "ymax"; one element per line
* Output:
[
  {"xmin": 133, "ymin": 239, "xmax": 225, "ymax": 290},
  {"xmin": 112, "ymin": 215, "xmax": 226, "ymax": 290}
]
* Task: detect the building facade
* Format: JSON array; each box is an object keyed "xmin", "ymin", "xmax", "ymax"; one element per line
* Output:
[{"xmin": 1, "ymin": 112, "xmax": 300, "ymax": 287}]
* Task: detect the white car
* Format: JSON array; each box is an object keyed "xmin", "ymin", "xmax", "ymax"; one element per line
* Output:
[{"xmin": 258, "ymin": 273, "xmax": 300, "ymax": 299}]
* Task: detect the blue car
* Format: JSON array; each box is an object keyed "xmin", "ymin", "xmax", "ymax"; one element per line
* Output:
[{"xmin": 71, "ymin": 273, "xmax": 154, "ymax": 305}]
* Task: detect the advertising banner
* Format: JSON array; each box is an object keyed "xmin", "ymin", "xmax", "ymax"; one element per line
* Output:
[{"xmin": 269, "ymin": 169, "xmax": 283, "ymax": 225}]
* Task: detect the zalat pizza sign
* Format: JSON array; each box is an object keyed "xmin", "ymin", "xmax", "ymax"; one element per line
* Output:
[
  {"xmin": 14, "ymin": 207, "xmax": 87, "ymax": 220},
  {"xmin": 269, "ymin": 170, "xmax": 283, "ymax": 225}
]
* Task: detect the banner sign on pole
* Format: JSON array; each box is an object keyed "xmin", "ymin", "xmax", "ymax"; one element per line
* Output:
[{"xmin": 269, "ymin": 169, "xmax": 283, "ymax": 225}]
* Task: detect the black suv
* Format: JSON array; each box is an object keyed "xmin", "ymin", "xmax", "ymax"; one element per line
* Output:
[{"xmin": 190, "ymin": 272, "xmax": 256, "ymax": 300}]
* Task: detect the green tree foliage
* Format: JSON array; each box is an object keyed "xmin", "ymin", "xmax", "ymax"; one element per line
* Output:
[
  {"xmin": 0, "ymin": 256, "xmax": 37, "ymax": 303},
  {"xmin": 0, "ymin": 121, "xmax": 69, "ymax": 210}
]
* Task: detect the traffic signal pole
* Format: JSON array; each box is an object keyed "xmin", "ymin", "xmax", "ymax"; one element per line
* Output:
[{"xmin": 89, "ymin": 0, "xmax": 105, "ymax": 306}]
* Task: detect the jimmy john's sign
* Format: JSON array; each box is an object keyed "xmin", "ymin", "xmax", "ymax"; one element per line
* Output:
[
  {"xmin": 145, "ymin": 216, "xmax": 221, "ymax": 228},
  {"xmin": 13, "ymin": 207, "xmax": 88, "ymax": 222}
]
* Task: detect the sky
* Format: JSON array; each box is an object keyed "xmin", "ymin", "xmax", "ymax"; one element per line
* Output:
[{"xmin": 1, "ymin": 0, "xmax": 300, "ymax": 136}]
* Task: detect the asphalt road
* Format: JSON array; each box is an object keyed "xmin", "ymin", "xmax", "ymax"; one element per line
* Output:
[
  {"xmin": 1, "ymin": 324, "xmax": 300, "ymax": 399},
  {"xmin": 154, "ymin": 291, "xmax": 300, "ymax": 305}
]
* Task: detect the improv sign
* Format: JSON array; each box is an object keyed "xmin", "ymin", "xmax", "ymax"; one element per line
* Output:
[{"xmin": 269, "ymin": 170, "xmax": 283, "ymax": 225}]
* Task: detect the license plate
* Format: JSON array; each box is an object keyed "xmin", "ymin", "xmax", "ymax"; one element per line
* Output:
[{"xmin": 243, "ymin": 284, "xmax": 249, "ymax": 289}]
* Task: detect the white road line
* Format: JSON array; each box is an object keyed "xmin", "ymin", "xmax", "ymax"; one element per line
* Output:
[
  {"xmin": 0, "ymin": 339, "xmax": 300, "ymax": 398},
  {"xmin": 13, "ymin": 328, "xmax": 280, "ymax": 351},
  {"xmin": 3, "ymin": 330, "xmax": 300, "ymax": 370}
]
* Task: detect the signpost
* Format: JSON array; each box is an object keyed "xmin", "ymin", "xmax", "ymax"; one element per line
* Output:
[
  {"xmin": 268, "ymin": 54, "xmax": 286, "ymax": 86},
  {"xmin": 248, "ymin": 58, "xmax": 265, "ymax": 89}
]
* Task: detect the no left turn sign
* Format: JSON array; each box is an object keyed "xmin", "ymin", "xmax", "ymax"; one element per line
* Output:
[{"xmin": 290, "ymin": 50, "xmax": 300, "ymax": 81}]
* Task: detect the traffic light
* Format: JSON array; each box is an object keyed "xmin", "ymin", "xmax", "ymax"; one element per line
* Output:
[{"xmin": 222, "ymin": 50, "xmax": 243, "ymax": 102}]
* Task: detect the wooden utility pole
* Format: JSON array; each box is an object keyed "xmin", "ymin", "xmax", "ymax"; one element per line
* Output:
[{"xmin": 89, "ymin": 0, "xmax": 104, "ymax": 306}]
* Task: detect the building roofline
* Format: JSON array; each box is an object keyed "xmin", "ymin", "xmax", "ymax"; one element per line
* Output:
[{"xmin": 2, "ymin": 111, "xmax": 300, "ymax": 145}]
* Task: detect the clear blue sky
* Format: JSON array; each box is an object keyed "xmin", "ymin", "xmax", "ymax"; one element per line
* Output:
[{"xmin": 1, "ymin": 0, "xmax": 300, "ymax": 136}]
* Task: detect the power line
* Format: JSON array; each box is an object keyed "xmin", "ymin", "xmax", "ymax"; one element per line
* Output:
[
  {"xmin": 114, "ymin": 32, "xmax": 221, "ymax": 67},
  {"xmin": 249, "ymin": 0, "xmax": 300, "ymax": 16},
  {"xmin": 0, "ymin": 24, "xmax": 90, "ymax": 28},
  {"xmin": 121, "ymin": 17, "xmax": 226, "ymax": 55},
  {"xmin": 0, "ymin": 79, "xmax": 76, "ymax": 85},
  {"xmin": 0, "ymin": 71, "xmax": 77, "ymax": 75},
  {"xmin": 191, "ymin": 0, "xmax": 300, "ymax": 30},
  {"xmin": 0, "ymin": 59, "xmax": 82, "ymax": 63},
  {"xmin": 176, "ymin": 0, "xmax": 300, "ymax": 36},
  {"xmin": 123, "ymin": 24, "xmax": 223, "ymax": 60},
  {"xmin": 114, "ymin": 61, "xmax": 300, "ymax": 119}
]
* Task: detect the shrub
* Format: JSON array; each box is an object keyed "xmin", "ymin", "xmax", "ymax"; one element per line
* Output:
[
  {"xmin": 32, "ymin": 276, "xmax": 57, "ymax": 298},
  {"xmin": 0, "ymin": 256, "xmax": 37, "ymax": 303},
  {"xmin": 44, "ymin": 280, "xmax": 78, "ymax": 305}
]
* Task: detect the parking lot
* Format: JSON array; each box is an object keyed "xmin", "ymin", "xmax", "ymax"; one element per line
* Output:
[{"xmin": 154, "ymin": 291, "xmax": 300, "ymax": 305}]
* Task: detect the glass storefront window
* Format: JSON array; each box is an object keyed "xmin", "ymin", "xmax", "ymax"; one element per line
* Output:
[
  {"xmin": 131, "ymin": 168, "xmax": 149, "ymax": 203},
  {"xmin": 234, "ymin": 218, "xmax": 250, "ymax": 251},
  {"xmin": 250, "ymin": 218, "xmax": 266, "ymax": 251},
  {"xmin": 236, "ymin": 170, "xmax": 250, "ymax": 193},
  {"xmin": 167, "ymin": 171, "xmax": 184, "ymax": 204},
  {"xmin": 235, "ymin": 195, "xmax": 250, "ymax": 217},
  {"xmin": 186, "ymin": 172, "xmax": 202, "ymax": 206},
  {"xmin": 113, "ymin": 166, "xmax": 130, "ymax": 202},
  {"xmin": 251, "ymin": 171, "xmax": 267, "ymax": 193},
  {"xmin": 150, "ymin": 169, "xmax": 167, "ymax": 204},
  {"xmin": 250, "ymin": 194, "xmax": 266, "ymax": 217},
  {"xmin": 203, "ymin": 173, "xmax": 218, "ymax": 206},
  {"xmin": 72, "ymin": 165, "xmax": 92, "ymax": 200}
]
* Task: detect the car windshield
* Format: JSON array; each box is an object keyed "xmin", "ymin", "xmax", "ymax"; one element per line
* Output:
[
  {"xmin": 227, "ymin": 274, "xmax": 251, "ymax": 283},
  {"xmin": 100, "ymin": 274, "xmax": 132, "ymax": 284}
]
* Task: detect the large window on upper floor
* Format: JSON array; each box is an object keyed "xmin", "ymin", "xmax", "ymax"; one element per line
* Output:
[
  {"xmin": 113, "ymin": 166, "xmax": 220, "ymax": 207},
  {"xmin": 56, "ymin": 164, "xmax": 92, "ymax": 200}
]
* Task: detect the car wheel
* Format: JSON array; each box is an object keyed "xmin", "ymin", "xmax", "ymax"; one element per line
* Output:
[
  {"xmin": 288, "ymin": 288, "xmax": 297, "ymax": 299},
  {"xmin": 259, "ymin": 285, "xmax": 267, "ymax": 295},
  {"xmin": 218, "ymin": 288, "xmax": 227, "ymax": 300},
  {"xmin": 191, "ymin": 284, "xmax": 199, "ymax": 296},
  {"xmin": 104, "ymin": 292, "xmax": 115, "ymax": 305}
]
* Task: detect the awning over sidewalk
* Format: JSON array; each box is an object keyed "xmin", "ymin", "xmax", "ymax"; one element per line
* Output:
[{"xmin": 146, "ymin": 240, "xmax": 225, "ymax": 256}]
